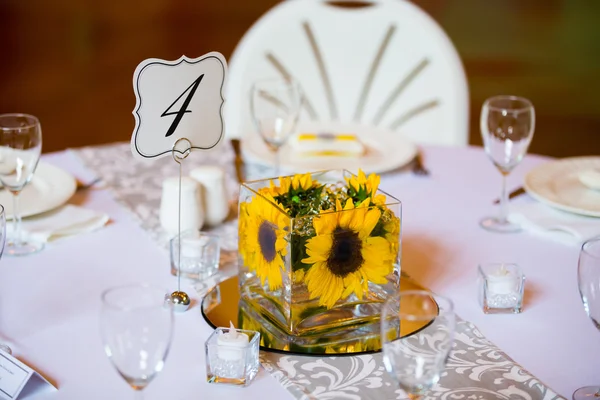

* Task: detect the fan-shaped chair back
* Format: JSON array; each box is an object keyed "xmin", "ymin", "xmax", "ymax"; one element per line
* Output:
[{"xmin": 226, "ymin": 0, "xmax": 469, "ymax": 146}]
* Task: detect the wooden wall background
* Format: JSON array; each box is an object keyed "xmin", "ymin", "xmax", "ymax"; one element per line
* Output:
[{"xmin": 0, "ymin": 0, "xmax": 599, "ymax": 156}]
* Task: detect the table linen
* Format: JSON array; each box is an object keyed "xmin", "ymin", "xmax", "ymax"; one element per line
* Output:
[
  {"xmin": 78, "ymin": 141, "xmax": 584, "ymax": 399},
  {"xmin": 0, "ymin": 143, "xmax": 596, "ymax": 399}
]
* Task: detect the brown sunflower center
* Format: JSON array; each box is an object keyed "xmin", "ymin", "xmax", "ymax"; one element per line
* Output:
[
  {"xmin": 327, "ymin": 227, "xmax": 364, "ymax": 277},
  {"xmin": 258, "ymin": 220, "xmax": 277, "ymax": 262}
]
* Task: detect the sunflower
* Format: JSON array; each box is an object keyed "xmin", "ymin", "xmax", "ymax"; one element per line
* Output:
[
  {"xmin": 241, "ymin": 192, "xmax": 289, "ymax": 290},
  {"xmin": 238, "ymin": 201, "xmax": 250, "ymax": 261},
  {"xmin": 301, "ymin": 198, "xmax": 395, "ymax": 308},
  {"xmin": 345, "ymin": 169, "xmax": 386, "ymax": 205},
  {"xmin": 273, "ymin": 173, "xmax": 325, "ymax": 218},
  {"xmin": 383, "ymin": 211, "xmax": 401, "ymax": 257},
  {"xmin": 280, "ymin": 173, "xmax": 317, "ymax": 192}
]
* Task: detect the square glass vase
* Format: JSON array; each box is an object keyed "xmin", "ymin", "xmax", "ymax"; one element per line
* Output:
[{"xmin": 238, "ymin": 169, "xmax": 402, "ymax": 344}]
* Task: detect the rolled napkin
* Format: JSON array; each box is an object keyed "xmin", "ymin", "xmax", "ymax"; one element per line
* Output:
[
  {"xmin": 289, "ymin": 132, "xmax": 365, "ymax": 158},
  {"xmin": 8, "ymin": 204, "xmax": 109, "ymax": 243},
  {"xmin": 508, "ymin": 201, "xmax": 600, "ymax": 246}
]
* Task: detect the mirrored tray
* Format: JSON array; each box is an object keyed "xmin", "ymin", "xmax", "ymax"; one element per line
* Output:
[{"xmin": 201, "ymin": 276, "xmax": 433, "ymax": 356}]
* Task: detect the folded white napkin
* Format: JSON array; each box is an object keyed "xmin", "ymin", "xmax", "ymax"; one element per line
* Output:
[
  {"xmin": 508, "ymin": 201, "xmax": 600, "ymax": 246},
  {"xmin": 9, "ymin": 205, "xmax": 109, "ymax": 243}
]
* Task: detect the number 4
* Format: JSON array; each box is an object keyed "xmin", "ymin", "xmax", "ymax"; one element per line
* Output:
[{"xmin": 161, "ymin": 74, "xmax": 204, "ymax": 137}]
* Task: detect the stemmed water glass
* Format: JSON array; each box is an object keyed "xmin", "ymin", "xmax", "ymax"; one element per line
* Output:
[
  {"xmin": 480, "ymin": 96, "xmax": 535, "ymax": 233},
  {"xmin": 574, "ymin": 238, "xmax": 600, "ymax": 399},
  {"xmin": 0, "ymin": 204, "xmax": 10, "ymax": 354},
  {"xmin": 381, "ymin": 290, "xmax": 455, "ymax": 399},
  {"xmin": 100, "ymin": 284, "xmax": 174, "ymax": 399},
  {"xmin": 250, "ymin": 77, "xmax": 302, "ymax": 176},
  {"xmin": 0, "ymin": 114, "xmax": 43, "ymax": 255}
]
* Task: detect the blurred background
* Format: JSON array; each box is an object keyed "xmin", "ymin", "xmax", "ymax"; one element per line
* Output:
[{"xmin": 0, "ymin": 0, "xmax": 599, "ymax": 155}]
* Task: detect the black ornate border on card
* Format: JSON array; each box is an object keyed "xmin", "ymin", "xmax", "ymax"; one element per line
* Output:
[{"xmin": 132, "ymin": 53, "xmax": 227, "ymax": 159}]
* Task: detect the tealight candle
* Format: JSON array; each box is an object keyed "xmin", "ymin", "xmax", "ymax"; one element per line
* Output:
[
  {"xmin": 478, "ymin": 263, "xmax": 525, "ymax": 314},
  {"xmin": 217, "ymin": 322, "xmax": 249, "ymax": 361},
  {"xmin": 486, "ymin": 265, "xmax": 516, "ymax": 295},
  {"xmin": 205, "ymin": 323, "xmax": 260, "ymax": 385},
  {"xmin": 170, "ymin": 231, "xmax": 220, "ymax": 279},
  {"xmin": 181, "ymin": 235, "xmax": 208, "ymax": 259}
]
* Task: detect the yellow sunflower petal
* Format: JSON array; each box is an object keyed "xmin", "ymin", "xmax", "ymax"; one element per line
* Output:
[
  {"xmin": 313, "ymin": 213, "xmax": 337, "ymax": 235},
  {"xmin": 339, "ymin": 199, "xmax": 355, "ymax": 228},
  {"xmin": 373, "ymin": 194, "xmax": 387, "ymax": 205},
  {"xmin": 357, "ymin": 169, "xmax": 367, "ymax": 184},
  {"xmin": 359, "ymin": 207, "xmax": 382, "ymax": 239},
  {"xmin": 320, "ymin": 275, "xmax": 344, "ymax": 308},
  {"xmin": 293, "ymin": 269, "xmax": 305, "ymax": 283},
  {"xmin": 303, "ymin": 235, "xmax": 333, "ymax": 263},
  {"xmin": 367, "ymin": 173, "xmax": 380, "ymax": 195}
]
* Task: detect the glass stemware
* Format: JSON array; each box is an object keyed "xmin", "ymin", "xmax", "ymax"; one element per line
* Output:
[
  {"xmin": 0, "ymin": 204, "xmax": 10, "ymax": 354},
  {"xmin": 480, "ymin": 96, "xmax": 535, "ymax": 233},
  {"xmin": 100, "ymin": 284, "xmax": 174, "ymax": 399},
  {"xmin": 381, "ymin": 290, "xmax": 455, "ymax": 399},
  {"xmin": 0, "ymin": 114, "xmax": 43, "ymax": 255},
  {"xmin": 573, "ymin": 238, "xmax": 600, "ymax": 399},
  {"xmin": 250, "ymin": 77, "xmax": 302, "ymax": 176}
]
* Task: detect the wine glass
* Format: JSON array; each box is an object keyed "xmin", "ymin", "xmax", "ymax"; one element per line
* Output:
[
  {"xmin": 381, "ymin": 290, "xmax": 455, "ymax": 399},
  {"xmin": 100, "ymin": 284, "xmax": 174, "ymax": 399},
  {"xmin": 0, "ymin": 204, "xmax": 10, "ymax": 355},
  {"xmin": 0, "ymin": 114, "xmax": 43, "ymax": 255},
  {"xmin": 573, "ymin": 238, "xmax": 600, "ymax": 399},
  {"xmin": 250, "ymin": 77, "xmax": 302, "ymax": 176},
  {"xmin": 480, "ymin": 96, "xmax": 535, "ymax": 233}
]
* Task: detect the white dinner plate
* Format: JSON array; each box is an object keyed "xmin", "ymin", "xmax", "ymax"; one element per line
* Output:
[
  {"xmin": 524, "ymin": 156, "xmax": 600, "ymax": 217},
  {"xmin": 241, "ymin": 122, "xmax": 418, "ymax": 174},
  {"xmin": 0, "ymin": 161, "xmax": 77, "ymax": 219}
]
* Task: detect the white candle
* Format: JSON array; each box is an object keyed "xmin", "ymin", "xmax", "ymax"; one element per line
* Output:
[
  {"xmin": 486, "ymin": 265, "xmax": 517, "ymax": 295},
  {"xmin": 217, "ymin": 322, "xmax": 249, "ymax": 361},
  {"xmin": 181, "ymin": 235, "xmax": 209, "ymax": 258}
]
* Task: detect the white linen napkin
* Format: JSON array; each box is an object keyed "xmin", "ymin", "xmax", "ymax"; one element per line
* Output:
[
  {"xmin": 508, "ymin": 201, "xmax": 600, "ymax": 246},
  {"xmin": 9, "ymin": 205, "xmax": 109, "ymax": 243}
]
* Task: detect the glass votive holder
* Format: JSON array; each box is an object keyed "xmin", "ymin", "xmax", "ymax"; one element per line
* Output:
[
  {"xmin": 478, "ymin": 263, "xmax": 525, "ymax": 314},
  {"xmin": 205, "ymin": 326, "xmax": 260, "ymax": 386},
  {"xmin": 170, "ymin": 230, "xmax": 219, "ymax": 280}
]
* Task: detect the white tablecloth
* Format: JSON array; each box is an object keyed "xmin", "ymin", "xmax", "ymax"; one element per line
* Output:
[{"xmin": 0, "ymin": 145, "xmax": 597, "ymax": 399}]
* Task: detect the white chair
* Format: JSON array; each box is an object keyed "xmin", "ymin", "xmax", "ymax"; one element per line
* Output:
[{"xmin": 225, "ymin": 0, "xmax": 469, "ymax": 146}]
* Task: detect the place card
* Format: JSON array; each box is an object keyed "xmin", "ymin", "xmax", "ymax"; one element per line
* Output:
[
  {"xmin": 0, "ymin": 350, "xmax": 56, "ymax": 399},
  {"xmin": 131, "ymin": 52, "xmax": 228, "ymax": 159}
]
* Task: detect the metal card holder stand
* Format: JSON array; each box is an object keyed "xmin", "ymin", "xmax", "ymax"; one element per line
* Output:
[{"xmin": 168, "ymin": 137, "xmax": 193, "ymax": 312}]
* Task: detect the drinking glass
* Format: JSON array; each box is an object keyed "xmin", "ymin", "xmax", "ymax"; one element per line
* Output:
[
  {"xmin": 381, "ymin": 290, "xmax": 455, "ymax": 399},
  {"xmin": 0, "ymin": 204, "xmax": 10, "ymax": 355},
  {"xmin": 250, "ymin": 77, "xmax": 302, "ymax": 176},
  {"xmin": 480, "ymin": 96, "xmax": 535, "ymax": 232},
  {"xmin": 573, "ymin": 238, "xmax": 600, "ymax": 399},
  {"xmin": 0, "ymin": 114, "xmax": 43, "ymax": 255},
  {"xmin": 100, "ymin": 284, "xmax": 174, "ymax": 399}
]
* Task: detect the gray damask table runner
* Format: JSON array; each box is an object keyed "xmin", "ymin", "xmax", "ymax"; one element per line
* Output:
[{"xmin": 72, "ymin": 142, "xmax": 563, "ymax": 400}]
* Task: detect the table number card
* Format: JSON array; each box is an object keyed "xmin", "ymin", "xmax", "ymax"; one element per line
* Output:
[
  {"xmin": 131, "ymin": 52, "xmax": 227, "ymax": 159},
  {"xmin": 0, "ymin": 350, "xmax": 56, "ymax": 399}
]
